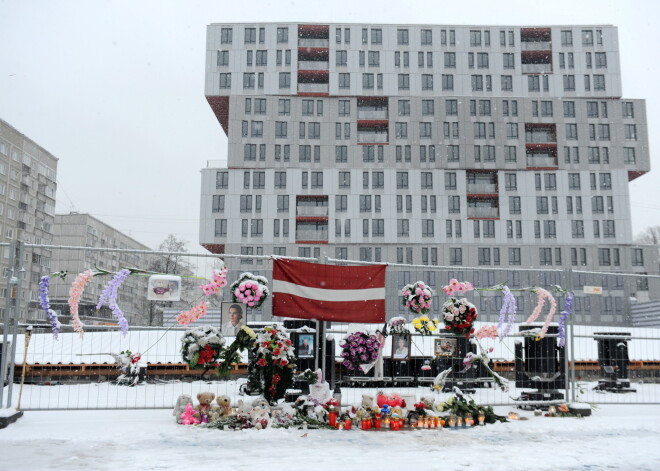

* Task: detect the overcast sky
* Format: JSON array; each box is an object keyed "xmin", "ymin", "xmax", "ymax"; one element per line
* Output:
[{"xmin": 0, "ymin": 0, "xmax": 658, "ymax": 251}]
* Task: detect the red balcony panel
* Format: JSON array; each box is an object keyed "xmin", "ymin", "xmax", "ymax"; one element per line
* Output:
[
  {"xmin": 298, "ymin": 47, "xmax": 329, "ymax": 61},
  {"xmin": 628, "ymin": 170, "xmax": 647, "ymax": 181},
  {"xmin": 298, "ymin": 24, "xmax": 329, "ymax": 39},
  {"xmin": 520, "ymin": 28, "xmax": 551, "ymax": 41},
  {"xmin": 296, "ymin": 216, "xmax": 329, "ymax": 222},
  {"xmin": 296, "ymin": 240, "xmax": 329, "ymax": 245},
  {"xmin": 296, "ymin": 195, "xmax": 328, "ymax": 200},
  {"xmin": 466, "ymin": 169, "xmax": 498, "ymax": 175},
  {"xmin": 525, "ymin": 123, "xmax": 557, "ymax": 130},
  {"xmin": 467, "ymin": 195, "xmax": 499, "ymax": 203},
  {"xmin": 357, "ymin": 96, "xmax": 389, "ymax": 107},
  {"xmin": 202, "ymin": 244, "xmax": 225, "ymax": 255},
  {"xmin": 526, "ymin": 143, "xmax": 558, "ymax": 155},
  {"xmin": 205, "ymin": 96, "xmax": 229, "ymax": 135},
  {"xmin": 297, "ymin": 70, "xmax": 329, "ymax": 83},
  {"xmin": 357, "ymin": 120, "xmax": 389, "ymax": 130}
]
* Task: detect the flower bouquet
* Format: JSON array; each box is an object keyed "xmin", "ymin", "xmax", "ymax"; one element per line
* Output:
[
  {"xmin": 441, "ymin": 279, "xmax": 478, "ymax": 338},
  {"xmin": 230, "ymin": 272, "xmax": 270, "ymax": 308},
  {"xmin": 247, "ymin": 325, "xmax": 297, "ymax": 404},
  {"xmin": 181, "ymin": 326, "xmax": 226, "ymax": 368},
  {"xmin": 401, "ymin": 281, "xmax": 433, "ymax": 315},
  {"xmin": 387, "ymin": 316, "xmax": 410, "ymax": 335},
  {"xmin": 442, "ymin": 297, "xmax": 478, "ymax": 338},
  {"xmin": 200, "ymin": 263, "xmax": 229, "ymax": 296},
  {"xmin": 412, "ymin": 315, "xmax": 439, "ymax": 335},
  {"xmin": 339, "ymin": 332, "xmax": 381, "ymax": 372}
]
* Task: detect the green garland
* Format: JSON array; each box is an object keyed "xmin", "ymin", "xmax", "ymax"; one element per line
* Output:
[{"xmin": 180, "ymin": 326, "xmax": 225, "ymax": 368}]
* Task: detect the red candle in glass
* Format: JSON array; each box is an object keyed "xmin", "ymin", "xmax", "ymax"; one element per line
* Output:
[
  {"xmin": 329, "ymin": 411, "xmax": 337, "ymax": 428},
  {"xmin": 374, "ymin": 418, "xmax": 381, "ymax": 429},
  {"xmin": 344, "ymin": 418, "xmax": 352, "ymax": 430}
]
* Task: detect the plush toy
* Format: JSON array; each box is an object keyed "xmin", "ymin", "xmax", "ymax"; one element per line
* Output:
[
  {"xmin": 308, "ymin": 369, "xmax": 332, "ymax": 404},
  {"xmin": 194, "ymin": 392, "xmax": 215, "ymax": 422},
  {"xmin": 377, "ymin": 392, "xmax": 403, "ymax": 409},
  {"xmin": 181, "ymin": 403, "xmax": 200, "ymax": 425},
  {"xmin": 249, "ymin": 407, "xmax": 271, "ymax": 430},
  {"xmin": 210, "ymin": 395, "xmax": 232, "ymax": 422},
  {"xmin": 419, "ymin": 395, "xmax": 438, "ymax": 417},
  {"xmin": 356, "ymin": 394, "xmax": 377, "ymax": 420},
  {"xmin": 173, "ymin": 394, "xmax": 193, "ymax": 424}
]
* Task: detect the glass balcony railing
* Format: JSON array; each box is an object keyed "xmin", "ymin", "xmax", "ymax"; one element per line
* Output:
[
  {"xmin": 298, "ymin": 38, "xmax": 329, "ymax": 48},
  {"xmin": 527, "ymin": 156, "xmax": 557, "ymax": 167},
  {"xmin": 522, "ymin": 63, "xmax": 553, "ymax": 74},
  {"xmin": 521, "ymin": 41, "xmax": 552, "ymax": 51},
  {"xmin": 295, "ymin": 229, "xmax": 328, "ymax": 241},
  {"xmin": 358, "ymin": 132, "xmax": 388, "ymax": 143},
  {"xmin": 357, "ymin": 109, "xmax": 388, "ymax": 120},
  {"xmin": 467, "ymin": 207, "xmax": 499, "ymax": 218},
  {"xmin": 298, "ymin": 83, "xmax": 329, "ymax": 93},
  {"xmin": 298, "ymin": 60, "xmax": 329, "ymax": 70},
  {"xmin": 296, "ymin": 206, "xmax": 329, "ymax": 217},
  {"xmin": 467, "ymin": 182, "xmax": 497, "ymax": 194}
]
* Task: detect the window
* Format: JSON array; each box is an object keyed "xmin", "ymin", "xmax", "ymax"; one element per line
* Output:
[
  {"xmin": 563, "ymin": 101, "xmax": 575, "ymax": 118},
  {"xmin": 447, "ymin": 145, "xmax": 459, "ymax": 162},
  {"xmin": 368, "ymin": 51, "xmax": 380, "ymax": 66},
  {"xmin": 632, "ymin": 248, "xmax": 644, "ymax": 267},
  {"xmin": 528, "ymin": 75, "xmax": 540, "ymax": 92},
  {"xmin": 599, "ymin": 172, "xmax": 612, "ymax": 190},
  {"xmin": 420, "ymin": 122, "xmax": 432, "ymax": 139},
  {"xmin": 442, "ymin": 74, "xmax": 454, "ymax": 91},
  {"xmin": 471, "ymin": 75, "xmax": 483, "ymax": 91},
  {"xmin": 311, "ymin": 171, "xmax": 323, "ymax": 188},
  {"xmin": 445, "ymin": 172, "xmax": 457, "ymax": 190},
  {"xmin": 212, "ymin": 195, "xmax": 225, "ymax": 213},
  {"xmin": 251, "ymin": 121, "xmax": 263, "ymax": 137},
  {"xmin": 501, "ymin": 75, "xmax": 512, "ymax": 91},
  {"xmin": 582, "ymin": 29, "xmax": 593, "ymax": 46},
  {"xmin": 421, "ymin": 172, "xmax": 433, "ymax": 189},
  {"xmin": 563, "ymin": 75, "xmax": 575, "ymax": 91},
  {"xmin": 219, "ymin": 73, "xmax": 231, "ymax": 89},
  {"xmin": 477, "ymin": 52, "xmax": 489, "ymax": 68},
  {"xmin": 625, "ymin": 124, "xmax": 637, "ymax": 140},
  {"xmin": 566, "ymin": 124, "xmax": 578, "ymax": 140},
  {"xmin": 598, "ymin": 248, "xmax": 611, "ymax": 266},
  {"xmin": 561, "ymin": 30, "xmax": 572, "ymax": 46},
  {"xmin": 397, "ymin": 28, "xmax": 409, "ymax": 45},
  {"xmin": 274, "ymin": 171, "xmax": 287, "ymax": 189},
  {"xmin": 444, "ymin": 52, "xmax": 456, "ymax": 68},
  {"xmin": 594, "ymin": 75, "xmax": 606, "ymax": 91},
  {"xmin": 395, "ymin": 122, "xmax": 408, "ymax": 139},
  {"xmin": 506, "ymin": 123, "xmax": 518, "ymax": 139},
  {"xmin": 421, "ymin": 29, "xmax": 432, "ymax": 45},
  {"xmin": 624, "ymin": 147, "xmax": 636, "ymax": 164},
  {"xmin": 396, "ymin": 171, "xmax": 409, "ymax": 189},
  {"xmin": 398, "ymin": 74, "xmax": 410, "ymax": 90},
  {"xmin": 450, "ymin": 248, "xmax": 462, "ymax": 266},
  {"xmin": 371, "ymin": 28, "xmax": 382, "ymax": 44},
  {"xmin": 221, "ymin": 27, "xmax": 232, "ymax": 44},
  {"xmin": 338, "ymin": 73, "xmax": 350, "ymax": 89},
  {"xmin": 216, "ymin": 171, "xmax": 229, "ymax": 189},
  {"xmin": 397, "ymin": 219, "xmax": 409, "ymax": 237},
  {"xmin": 279, "ymin": 72, "xmax": 290, "ymax": 88},
  {"xmin": 448, "ymin": 196, "xmax": 460, "ymax": 214},
  {"xmin": 422, "ymin": 74, "xmax": 433, "ymax": 90},
  {"xmin": 622, "ymin": 101, "xmax": 634, "ymax": 118},
  {"xmin": 509, "ymin": 196, "xmax": 521, "ymax": 215}
]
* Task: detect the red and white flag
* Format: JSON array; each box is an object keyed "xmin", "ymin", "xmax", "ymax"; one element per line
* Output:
[{"xmin": 272, "ymin": 259, "xmax": 386, "ymax": 323}]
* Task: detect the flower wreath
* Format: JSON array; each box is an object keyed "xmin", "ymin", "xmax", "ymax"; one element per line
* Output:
[
  {"xmin": 180, "ymin": 326, "xmax": 226, "ymax": 368},
  {"xmin": 245, "ymin": 325, "xmax": 297, "ymax": 404},
  {"xmin": 230, "ymin": 272, "xmax": 270, "ymax": 308},
  {"xmin": 401, "ymin": 281, "xmax": 433, "ymax": 315},
  {"xmin": 339, "ymin": 332, "xmax": 381, "ymax": 372}
]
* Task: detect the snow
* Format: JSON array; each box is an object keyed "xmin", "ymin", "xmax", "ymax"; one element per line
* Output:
[{"xmin": 1, "ymin": 404, "xmax": 660, "ymax": 470}]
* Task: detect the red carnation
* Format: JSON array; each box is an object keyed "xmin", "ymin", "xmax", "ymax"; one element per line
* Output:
[
  {"xmin": 257, "ymin": 358, "xmax": 267, "ymax": 367},
  {"xmin": 280, "ymin": 359, "xmax": 289, "ymax": 366},
  {"xmin": 273, "ymin": 348, "xmax": 281, "ymax": 356},
  {"xmin": 273, "ymin": 374, "xmax": 281, "ymax": 383},
  {"xmin": 262, "ymin": 341, "xmax": 270, "ymax": 348},
  {"xmin": 285, "ymin": 339, "xmax": 292, "ymax": 346}
]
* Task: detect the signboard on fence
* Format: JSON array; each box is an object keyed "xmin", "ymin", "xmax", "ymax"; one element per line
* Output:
[
  {"xmin": 583, "ymin": 286, "xmax": 603, "ymax": 295},
  {"xmin": 147, "ymin": 275, "xmax": 182, "ymax": 301}
]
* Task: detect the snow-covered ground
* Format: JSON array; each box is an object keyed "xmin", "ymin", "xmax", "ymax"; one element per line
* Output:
[{"xmin": 1, "ymin": 404, "xmax": 659, "ymax": 470}]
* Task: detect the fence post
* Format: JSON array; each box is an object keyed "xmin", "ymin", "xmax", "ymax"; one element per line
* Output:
[
  {"xmin": 566, "ymin": 267, "xmax": 577, "ymax": 403},
  {"xmin": 0, "ymin": 240, "xmax": 16, "ymax": 408},
  {"xmin": 6, "ymin": 241, "xmax": 25, "ymax": 407}
]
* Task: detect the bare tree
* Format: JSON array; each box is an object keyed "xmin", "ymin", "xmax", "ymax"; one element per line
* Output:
[{"xmin": 635, "ymin": 226, "xmax": 660, "ymax": 245}]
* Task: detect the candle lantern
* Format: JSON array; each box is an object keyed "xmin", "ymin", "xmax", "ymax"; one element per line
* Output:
[
  {"xmin": 548, "ymin": 405, "xmax": 557, "ymax": 416},
  {"xmin": 465, "ymin": 412, "xmax": 473, "ymax": 426},
  {"xmin": 478, "ymin": 410, "xmax": 486, "ymax": 425},
  {"xmin": 329, "ymin": 411, "xmax": 338, "ymax": 428},
  {"xmin": 433, "ymin": 417, "xmax": 439, "ymax": 428},
  {"xmin": 344, "ymin": 418, "xmax": 352, "ymax": 430},
  {"xmin": 448, "ymin": 415, "xmax": 457, "ymax": 428},
  {"xmin": 361, "ymin": 419, "xmax": 369, "ymax": 431},
  {"xmin": 457, "ymin": 416, "xmax": 464, "ymax": 428},
  {"xmin": 374, "ymin": 416, "xmax": 382, "ymax": 429}
]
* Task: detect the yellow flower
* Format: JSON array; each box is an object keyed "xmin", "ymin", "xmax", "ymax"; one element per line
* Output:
[
  {"xmin": 420, "ymin": 315, "xmax": 429, "ymax": 322},
  {"xmin": 429, "ymin": 324, "xmax": 437, "ymax": 332},
  {"xmin": 412, "ymin": 317, "xmax": 420, "ymax": 324},
  {"xmin": 241, "ymin": 326, "xmax": 256, "ymax": 338},
  {"xmin": 413, "ymin": 322, "xmax": 422, "ymax": 330}
]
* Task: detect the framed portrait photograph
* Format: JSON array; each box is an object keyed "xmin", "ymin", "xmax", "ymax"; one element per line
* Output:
[
  {"xmin": 391, "ymin": 334, "xmax": 411, "ymax": 361},
  {"xmin": 297, "ymin": 334, "xmax": 314, "ymax": 358},
  {"xmin": 221, "ymin": 302, "xmax": 246, "ymax": 337},
  {"xmin": 147, "ymin": 275, "xmax": 181, "ymax": 301},
  {"xmin": 434, "ymin": 338, "xmax": 458, "ymax": 357}
]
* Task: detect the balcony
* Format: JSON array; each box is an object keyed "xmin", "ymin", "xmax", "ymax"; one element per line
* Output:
[
  {"xmin": 467, "ymin": 206, "xmax": 499, "ymax": 218},
  {"xmin": 296, "ymin": 205, "xmax": 329, "ymax": 217},
  {"xmin": 298, "ymin": 38, "xmax": 329, "ymax": 48},
  {"xmin": 525, "ymin": 124, "xmax": 557, "ymax": 143},
  {"xmin": 297, "ymin": 83, "xmax": 329, "ymax": 95},
  {"xmin": 358, "ymin": 131, "xmax": 388, "ymax": 143},
  {"xmin": 358, "ymin": 109, "xmax": 388, "ymax": 120},
  {"xmin": 521, "ymin": 63, "xmax": 553, "ymax": 74},
  {"xmin": 295, "ymin": 229, "xmax": 328, "ymax": 242},
  {"xmin": 526, "ymin": 155, "xmax": 557, "ymax": 168},
  {"xmin": 521, "ymin": 41, "xmax": 552, "ymax": 51},
  {"xmin": 298, "ymin": 60, "xmax": 329, "ymax": 71},
  {"xmin": 467, "ymin": 182, "xmax": 497, "ymax": 194}
]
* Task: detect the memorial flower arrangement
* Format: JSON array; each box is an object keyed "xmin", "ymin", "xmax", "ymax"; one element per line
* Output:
[
  {"xmin": 412, "ymin": 315, "xmax": 439, "ymax": 336},
  {"xmin": 39, "ymin": 275, "xmax": 61, "ymax": 340},
  {"xmin": 441, "ymin": 279, "xmax": 478, "ymax": 338},
  {"xmin": 434, "ymin": 388, "xmax": 507, "ymax": 424},
  {"xmin": 558, "ymin": 292, "xmax": 574, "ymax": 348},
  {"xmin": 401, "ymin": 281, "xmax": 433, "ymax": 315},
  {"xmin": 339, "ymin": 332, "xmax": 382, "ymax": 372},
  {"xmin": 387, "ymin": 316, "xmax": 410, "ymax": 335},
  {"xmin": 246, "ymin": 325, "xmax": 297, "ymax": 404},
  {"xmin": 230, "ymin": 272, "xmax": 269, "ymax": 308},
  {"xmin": 180, "ymin": 325, "xmax": 226, "ymax": 368}
]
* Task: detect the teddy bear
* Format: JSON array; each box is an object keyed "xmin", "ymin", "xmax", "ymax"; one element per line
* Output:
[
  {"xmin": 249, "ymin": 406, "xmax": 271, "ymax": 430},
  {"xmin": 194, "ymin": 392, "xmax": 215, "ymax": 422},
  {"xmin": 209, "ymin": 395, "xmax": 232, "ymax": 422},
  {"xmin": 356, "ymin": 394, "xmax": 377, "ymax": 420},
  {"xmin": 173, "ymin": 394, "xmax": 193, "ymax": 424}
]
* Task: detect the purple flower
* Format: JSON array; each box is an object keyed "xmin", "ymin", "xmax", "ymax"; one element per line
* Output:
[
  {"xmin": 97, "ymin": 269, "xmax": 131, "ymax": 336},
  {"xmin": 39, "ymin": 276, "xmax": 59, "ymax": 340},
  {"xmin": 558, "ymin": 292, "xmax": 574, "ymax": 348},
  {"xmin": 497, "ymin": 286, "xmax": 517, "ymax": 340}
]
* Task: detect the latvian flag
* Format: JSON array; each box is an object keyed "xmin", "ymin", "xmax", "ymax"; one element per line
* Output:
[{"xmin": 272, "ymin": 259, "xmax": 386, "ymax": 323}]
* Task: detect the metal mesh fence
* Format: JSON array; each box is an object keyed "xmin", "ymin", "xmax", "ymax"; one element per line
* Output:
[{"xmin": 1, "ymin": 246, "xmax": 659, "ymax": 410}]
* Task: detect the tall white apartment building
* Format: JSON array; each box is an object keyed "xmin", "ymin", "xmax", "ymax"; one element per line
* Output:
[
  {"xmin": 0, "ymin": 119, "xmax": 58, "ymax": 323},
  {"xmin": 200, "ymin": 23, "xmax": 655, "ymax": 325}
]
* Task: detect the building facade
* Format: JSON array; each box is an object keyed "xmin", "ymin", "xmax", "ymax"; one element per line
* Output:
[
  {"xmin": 0, "ymin": 119, "xmax": 58, "ymax": 323},
  {"xmin": 200, "ymin": 23, "xmax": 656, "ymax": 325},
  {"xmin": 49, "ymin": 213, "xmax": 152, "ymax": 325}
]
